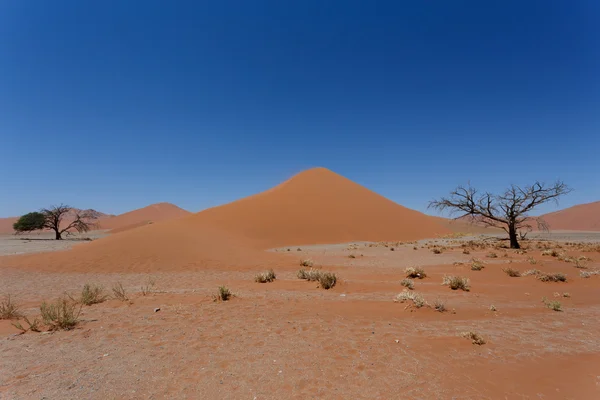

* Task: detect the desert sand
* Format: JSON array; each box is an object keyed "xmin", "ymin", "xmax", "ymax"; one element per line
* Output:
[
  {"xmin": 539, "ymin": 201, "xmax": 600, "ymax": 231},
  {"xmin": 1, "ymin": 168, "xmax": 599, "ymax": 399},
  {"xmin": 99, "ymin": 202, "xmax": 190, "ymax": 233}
]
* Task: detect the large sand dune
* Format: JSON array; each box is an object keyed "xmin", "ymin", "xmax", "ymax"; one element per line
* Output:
[
  {"xmin": 191, "ymin": 167, "xmax": 450, "ymax": 248},
  {"xmin": 99, "ymin": 202, "xmax": 190, "ymax": 233},
  {"xmin": 0, "ymin": 217, "xmax": 18, "ymax": 234},
  {"xmin": 540, "ymin": 200, "xmax": 600, "ymax": 231}
]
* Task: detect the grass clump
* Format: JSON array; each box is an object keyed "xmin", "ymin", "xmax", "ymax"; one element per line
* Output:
[
  {"xmin": 300, "ymin": 259, "xmax": 314, "ymax": 268},
  {"xmin": 297, "ymin": 268, "xmax": 321, "ymax": 281},
  {"xmin": 112, "ymin": 282, "xmax": 129, "ymax": 302},
  {"xmin": 254, "ymin": 269, "xmax": 276, "ymax": 283},
  {"xmin": 318, "ymin": 272, "xmax": 337, "ymax": 289},
  {"xmin": 527, "ymin": 257, "xmax": 538, "ymax": 265},
  {"xmin": 486, "ymin": 252, "xmax": 498, "ymax": 258},
  {"xmin": 461, "ymin": 331, "xmax": 486, "ymax": 345},
  {"xmin": 537, "ymin": 272, "xmax": 567, "ymax": 282},
  {"xmin": 394, "ymin": 290, "xmax": 426, "ymax": 308},
  {"xmin": 405, "ymin": 266, "xmax": 426, "ymax": 279},
  {"xmin": 11, "ymin": 315, "xmax": 41, "ymax": 333},
  {"xmin": 542, "ymin": 297, "xmax": 562, "ymax": 311},
  {"xmin": 502, "ymin": 267, "xmax": 521, "ymax": 277},
  {"xmin": 432, "ymin": 248, "xmax": 442, "ymax": 254},
  {"xmin": 40, "ymin": 297, "xmax": 82, "ymax": 331},
  {"xmin": 140, "ymin": 277, "xmax": 156, "ymax": 296},
  {"xmin": 580, "ymin": 270, "xmax": 600, "ymax": 278},
  {"xmin": 400, "ymin": 278, "xmax": 414, "ymax": 290},
  {"xmin": 522, "ymin": 269, "xmax": 541, "ymax": 276},
  {"xmin": 79, "ymin": 284, "xmax": 108, "ymax": 306},
  {"xmin": 213, "ymin": 286, "xmax": 233, "ymax": 302},
  {"xmin": 0, "ymin": 295, "xmax": 22, "ymax": 320},
  {"xmin": 433, "ymin": 299, "xmax": 447, "ymax": 313},
  {"xmin": 442, "ymin": 276, "xmax": 470, "ymax": 291},
  {"xmin": 489, "ymin": 305, "xmax": 497, "ymax": 312},
  {"xmin": 470, "ymin": 259, "xmax": 485, "ymax": 271}
]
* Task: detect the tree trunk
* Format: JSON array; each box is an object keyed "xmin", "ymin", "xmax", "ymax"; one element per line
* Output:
[
  {"xmin": 508, "ymin": 224, "xmax": 520, "ymax": 249},
  {"xmin": 54, "ymin": 229, "xmax": 62, "ymax": 240}
]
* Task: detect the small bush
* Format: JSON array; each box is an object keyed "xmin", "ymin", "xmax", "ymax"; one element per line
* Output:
[
  {"xmin": 254, "ymin": 269, "xmax": 276, "ymax": 283},
  {"xmin": 537, "ymin": 273, "xmax": 566, "ymax": 282},
  {"xmin": 432, "ymin": 248, "xmax": 442, "ymax": 254},
  {"xmin": 80, "ymin": 284, "xmax": 108, "ymax": 306},
  {"xmin": 442, "ymin": 276, "xmax": 470, "ymax": 291},
  {"xmin": 141, "ymin": 277, "xmax": 156, "ymax": 296},
  {"xmin": 490, "ymin": 305, "xmax": 497, "ymax": 312},
  {"xmin": 300, "ymin": 259, "xmax": 314, "ymax": 267},
  {"xmin": 486, "ymin": 252, "xmax": 498, "ymax": 258},
  {"xmin": 470, "ymin": 259, "xmax": 484, "ymax": 271},
  {"xmin": 11, "ymin": 316, "xmax": 41, "ymax": 333},
  {"xmin": 112, "ymin": 282, "xmax": 129, "ymax": 302},
  {"xmin": 462, "ymin": 331, "xmax": 486, "ymax": 345},
  {"xmin": 527, "ymin": 257, "xmax": 538, "ymax": 265},
  {"xmin": 542, "ymin": 249, "xmax": 561, "ymax": 257},
  {"xmin": 213, "ymin": 286, "xmax": 233, "ymax": 302},
  {"xmin": 318, "ymin": 272, "xmax": 337, "ymax": 289},
  {"xmin": 523, "ymin": 269, "xmax": 541, "ymax": 276},
  {"xmin": 502, "ymin": 267, "xmax": 521, "ymax": 277},
  {"xmin": 394, "ymin": 290, "xmax": 425, "ymax": 308},
  {"xmin": 462, "ymin": 248, "xmax": 470, "ymax": 255},
  {"xmin": 297, "ymin": 268, "xmax": 321, "ymax": 281},
  {"xmin": 405, "ymin": 266, "xmax": 426, "ymax": 279},
  {"xmin": 40, "ymin": 297, "xmax": 82, "ymax": 331},
  {"xmin": 348, "ymin": 254, "xmax": 356, "ymax": 259},
  {"xmin": 400, "ymin": 278, "xmax": 414, "ymax": 290},
  {"xmin": 542, "ymin": 297, "xmax": 562, "ymax": 311},
  {"xmin": 433, "ymin": 299, "xmax": 446, "ymax": 312},
  {"xmin": 0, "ymin": 295, "xmax": 22, "ymax": 320},
  {"xmin": 580, "ymin": 270, "xmax": 600, "ymax": 278}
]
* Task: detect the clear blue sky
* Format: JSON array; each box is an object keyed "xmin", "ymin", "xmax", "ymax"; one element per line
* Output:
[{"xmin": 1, "ymin": 0, "xmax": 599, "ymax": 217}]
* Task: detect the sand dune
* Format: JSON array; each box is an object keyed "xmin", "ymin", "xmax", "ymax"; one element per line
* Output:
[
  {"xmin": 539, "ymin": 201, "xmax": 600, "ymax": 231},
  {"xmin": 0, "ymin": 217, "xmax": 18, "ymax": 234},
  {"xmin": 0, "ymin": 168, "xmax": 450, "ymax": 272},
  {"xmin": 0, "ymin": 209, "xmax": 112, "ymax": 235},
  {"xmin": 99, "ymin": 203, "xmax": 190, "ymax": 233},
  {"xmin": 428, "ymin": 215, "xmax": 503, "ymax": 235},
  {"xmin": 191, "ymin": 167, "xmax": 450, "ymax": 248}
]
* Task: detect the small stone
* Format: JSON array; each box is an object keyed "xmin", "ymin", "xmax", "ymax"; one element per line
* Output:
[
  {"xmin": 395, "ymin": 340, "xmax": 400, "ymax": 343},
  {"xmin": 154, "ymin": 308, "xmax": 161, "ymax": 312}
]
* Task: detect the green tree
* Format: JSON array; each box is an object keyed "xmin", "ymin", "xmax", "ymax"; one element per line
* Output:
[
  {"xmin": 13, "ymin": 212, "xmax": 46, "ymax": 233},
  {"xmin": 13, "ymin": 205, "xmax": 99, "ymax": 240}
]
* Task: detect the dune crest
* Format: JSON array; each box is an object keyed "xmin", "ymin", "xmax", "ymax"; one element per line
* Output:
[
  {"xmin": 539, "ymin": 201, "xmax": 600, "ymax": 231},
  {"xmin": 99, "ymin": 202, "xmax": 190, "ymax": 233}
]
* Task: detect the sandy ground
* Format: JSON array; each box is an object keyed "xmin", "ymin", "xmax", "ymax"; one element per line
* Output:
[
  {"xmin": 1, "ymin": 235, "xmax": 600, "ymax": 399},
  {"xmin": 0, "ymin": 231, "xmax": 108, "ymax": 256}
]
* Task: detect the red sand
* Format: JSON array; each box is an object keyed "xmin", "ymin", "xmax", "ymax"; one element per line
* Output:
[
  {"xmin": 191, "ymin": 167, "xmax": 450, "ymax": 248},
  {"xmin": 0, "ymin": 217, "xmax": 18, "ymax": 234},
  {"xmin": 540, "ymin": 201, "xmax": 600, "ymax": 231},
  {"xmin": 99, "ymin": 202, "xmax": 190, "ymax": 233},
  {"xmin": 0, "ymin": 168, "xmax": 450, "ymax": 272}
]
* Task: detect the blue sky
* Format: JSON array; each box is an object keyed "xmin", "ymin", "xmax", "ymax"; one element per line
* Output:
[{"xmin": 1, "ymin": 0, "xmax": 599, "ymax": 217}]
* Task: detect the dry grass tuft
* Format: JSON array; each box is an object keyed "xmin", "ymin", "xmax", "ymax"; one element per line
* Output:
[
  {"xmin": 0, "ymin": 295, "xmax": 22, "ymax": 320},
  {"xmin": 400, "ymin": 278, "xmax": 414, "ymax": 290},
  {"xmin": 79, "ymin": 283, "xmax": 108, "ymax": 306},
  {"xmin": 580, "ymin": 269, "xmax": 600, "ymax": 278},
  {"xmin": 433, "ymin": 299, "xmax": 447, "ymax": 312},
  {"xmin": 318, "ymin": 272, "xmax": 337, "ymax": 289},
  {"xmin": 213, "ymin": 286, "xmax": 233, "ymax": 302},
  {"xmin": 537, "ymin": 272, "xmax": 567, "ymax": 282},
  {"xmin": 542, "ymin": 297, "xmax": 562, "ymax": 311},
  {"xmin": 522, "ymin": 269, "xmax": 541, "ymax": 276},
  {"xmin": 470, "ymin": 259, "xmax": 485, "ymax": 271},
  {"xmin": 141, "ymin": 277, "xmax": 156, "ymax": 296},
  {"xmin": 489, "ymin": 305, "xmax": 497, "ymax": 311},
  {"xmin": 394, "ymin": 290, "xmax": 426, "ymax": 308},
  {"xmin": 527, "ymin": 257, "xmax": 538, "ymax": 265},
  {"xmin": 486, "ymin": 252, "xmax": 498, "ymax": 258},
  {"xmin": 502, "ymin": 267, "xmax": 521, "ymax": 277},
  {"xmin": 254, "ymin": 269, "xmax": 276, "ymax": 283},
  {"xmin": 462, "ymin": 331, "xmax": 486, "ymax": 345},
  {"xmin": 112, "ymin": 282, "xmax": 129, "ymax": 302},
  {"xmin": 405, "ymin": 266, "xmax": 427, "ymax": 279},
  {"xmin": 11, "ymin": 315, "xmax": 41, "ymax": 333},
  {"xmin": 40, "ymin": 297, "xmax": 82, "ymax": 331},
  {"xmin": 300, "ymin": 259, "xmax": 314, "ymax": 268},
  {"xmin": 442, "ymin": 276, "xmax": 470, "ymax": 291}
]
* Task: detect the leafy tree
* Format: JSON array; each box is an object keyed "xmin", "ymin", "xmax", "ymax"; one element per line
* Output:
[
  {"xmin": 13, "ymin": 212, "xmax": 46, "ymax": 233},
  {"xmin": 429, "ymin": 181, "xmax": 571, "ymax": 249}
]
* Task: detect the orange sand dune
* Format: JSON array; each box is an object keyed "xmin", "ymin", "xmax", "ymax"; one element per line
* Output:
[
  {"xmin": 539, "ymin": 200, "xmax": 600, "ymax": 231},
  {"xmin": 0, "ymin": 209, "xmax": 112, "ymax": 235},
  {"xmin": 428, "ymin": 215, "xmax": 503, "ymax": 235},
  {"xmin": 0, "ymin": 168, "xmax": 450, "ymax": 272},
  {"xmin": 190, "ymin": 167, "xmax": 450, "ymax": 247},
  {"xmin": 0, "ymin": 217, "xmax": 18, "ymax": 234},
  {"xmin": 99, "ymin": 203, "xmax": 190, "ymax": 233}
]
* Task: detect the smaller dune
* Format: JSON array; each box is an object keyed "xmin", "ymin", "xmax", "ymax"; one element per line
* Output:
[{"xmin": 99, "ymin": 203, "xmax": 190, "ymax": 233}]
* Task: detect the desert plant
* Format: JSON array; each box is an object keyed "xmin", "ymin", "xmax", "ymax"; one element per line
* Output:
[
  {"xmin": 470, "ymin": 259, "xmax": 485, "ymax": 271},
  {"xmin": 213, "ymin": 286, "xmax": 233, "ymax": 302},
  {"xmin": 537, "ymin": 272, "xmax": 566, "ymax": 282},
  {"xmin": 433, "ymin": 299, "xmax": 446, "ymax": 312},
  {"xmin": 112, "ymin": 282, "xmax": 129, "ymax": 302},
  {"xmin": 486, "ymin": 252, "xmax": 498, "ymax": 258},
  {"xmin": 462, "ymin": 331, "xmax": 486, "ymax": 345},
  {"xmin": 502, "ymin": 267, "xmax": 521, "ymax": 277},
  {"xmin": 462, "ymin": 248, "xmax": 470, "ymax": 255},
  {"xmin": 0, "ymin": 295, "xmax": 22, "ymax": 320},
  {"xmin": 300, "ymin": 259, "xmax": 314, "ymax": 267},
  {"xmin": 318, "ymin": 272, "xmax": 337, "ymax": 289},
  {"xmin": 79, "ymin": 283, "xmax": 107, "ymax": 306},
  {"xmin": 254, "ymin": 269, "xmax": 277, "ymax": 283},
  {"xmin": 141, "ymin": 277, "xmax": 156, "ymax": 296},
  {"xmin": 527, "ymin": 257, "xmax": 538, "ymax": 265},
  {"xmin": 580, "ymin": 270, "xmax": 600, "ymax": 278},
  {"xmin": 298, "ymin": 268, "xmax": 322, "ymax": 281},
  {"xmin": 432, "ymin": 248, "xmax": 442, "ymax": 254},
  {"xmin": 542, "ymin": 297, "xmax": 562, "ymax": 311},
  {"xmin": 522, "ymin": 269, "xmax": 541, "ymax": 276},
  {"xmin": 11, "ymin": 316, "xmax": 41, "ymax": 333},
  {"xmin": 40, "ymin": 297, "xmax": 82, "ymax": 331},
  {"xmin": 490, "ymin": 305, "xmax": 497, "ymax": 311},
  {"xmin": 405, "ymin": 266, "xmax": 427, "ymax": 279},
  {"xmin": 400, "ymin": 278, "xmax": 414, "ymax": 290},
  {"xmin": 442, "ymin": 276, "xmax": 470, "ymax": 291},
  {"xmin": 348, "ymin": 254, "xmax": 356, "ymax": 259},
  {"xmin": 394, "ymin": 290, "xmax": 426, "ymax": 308}
]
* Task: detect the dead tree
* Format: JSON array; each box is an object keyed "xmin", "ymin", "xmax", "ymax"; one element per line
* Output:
[
  {"xmin": 41, "ymin": 205, "xmax": 98, "ymax": 240},
  {"xmin": 428, "ymin": 181, "xmax": 571, "ymax": 249}
]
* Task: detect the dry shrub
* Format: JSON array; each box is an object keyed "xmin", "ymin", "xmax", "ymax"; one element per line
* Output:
[
  {"xmin": 486, "ymin": 252, "xmax": 498, "ymax": 259},
  {"xmin": 394, "ymin": 290, "xmax": 425, "ymax": 308},
  {"xmin": 489, "ymin": 305, "xmax": 497, "ymax": 311},
  {"xmin": 522, "ymin": 269, "xmax": 541, "ymax": 276},
  {"xmin": 79, "ymin": 284, "xmax": 108, "ymax": 306},
  {"xmin": 462, "ymin": 331, "xmax": 486, "ymax": 345},
  {"xmin": 502, "ymin": 267, "xmax": 521, "ymax": 277},
  {"xmin": 433, "ymin": 299, "xmax": 446, "ymax": 312},
  {"xmin": 300, "ymin": 259, "xmax": 314, "ymax": 267},
  {"xmin": 213, "ymin": 286, "xmax": 233, "ymax": 302},
  {"xmin": 527, "ymin": 257, "xmax": 538, "ymax": 265},
  {"xmin": 112, "ymin": 282, "xmax": 129, "ymax": 302},
  {"xmin": 405, "ymin": 266, "xmax": 427, "ymax": 279},
  {"xmin": 400, "ymin": 278, "xmax": 414, "ymax": 290},
  {"xmin": 432, "ymin": 248, "xmax": 442, "ymax": 254},
  {"xmin": 580, "ymin": 270, "xmax": 600, "ymax": 278},
  {"xmin": 297, "ymin": 268, "xmax": 321, "ymax": 281},
  {"xmin": 41, "ymin": 297, "xmax": 82, "ymax": 331},
  {"xmin": 318, "ymin": 272, "xmax": 337, "ymax": 289},
  {"xmin": 11, "ymin": 315, "xmax": 41, "ymax": 333},
  {"xmin": 470, "ymin": 259, "xmax": 484, "ymax": 271},
  {"xmin": 462, "ymin": 248, "xmax": 471, "ymax": 255},
  {"xmin": 0, "ymin": 295, "xmax": 22, "ymax": 320},
  {"xmin": 542, "ymin": 297, "xmax": 562, "ymax": 311},
  {"xmin": 254, "ymin": 269, "xmax": 276, "ymax": 283},
  {"xmin": 537, "ymin": 272, "xmax": 567, "ymax": 282},
  {"xmin": 348, "ymin": 254, "xmax": 356, "ymax": 259},
  {"xmin": 442, "ymin": 276, "xmax": 470, "ymax": 291},
  {"xmin": 141, "ymin": 277, "xmax": 156, "ymax": 296}
]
